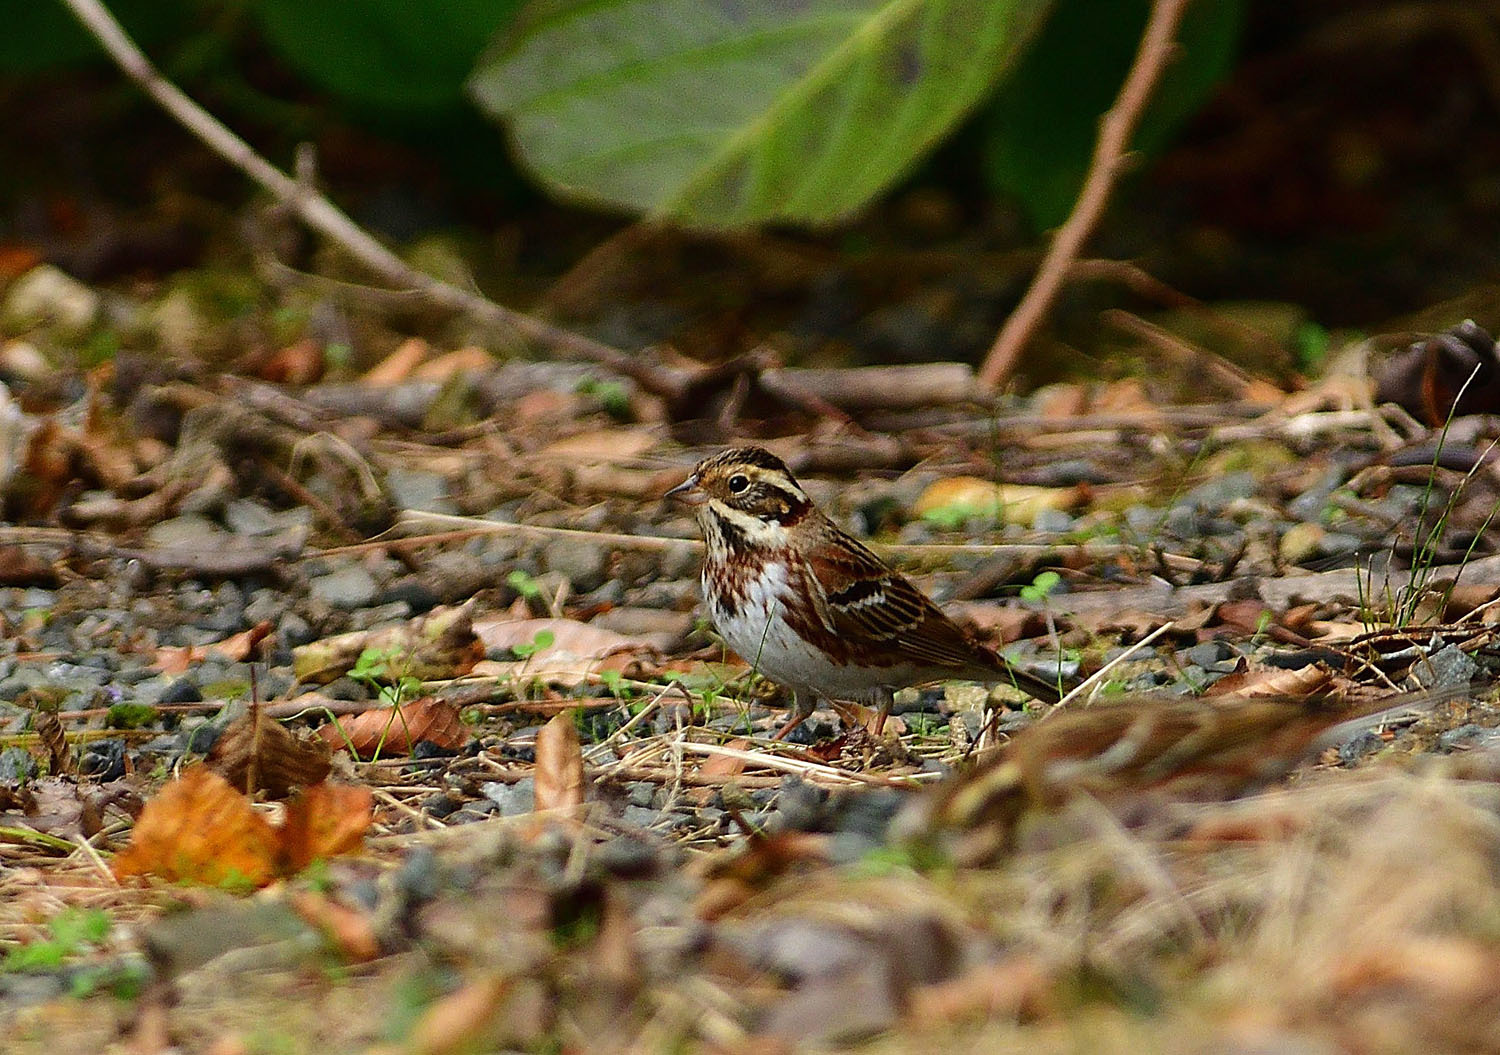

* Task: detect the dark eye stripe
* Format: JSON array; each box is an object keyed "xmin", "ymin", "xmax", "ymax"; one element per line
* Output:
[{"xmin": 709, "ymin": 510, "xmax": 754, "ymax": 552}]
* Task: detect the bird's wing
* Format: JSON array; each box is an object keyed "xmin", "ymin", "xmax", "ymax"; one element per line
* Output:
[{"xmin": 801, "ymin": 531, "xmax": 992, "ymax": 670}]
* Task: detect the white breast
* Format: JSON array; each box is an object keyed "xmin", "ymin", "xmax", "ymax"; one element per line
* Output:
[{"xmin": 705, "ymin": 560, "xmax": 898, "ymax": 702}]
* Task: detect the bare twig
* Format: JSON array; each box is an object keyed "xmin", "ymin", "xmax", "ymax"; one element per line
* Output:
[
  {"xmin": 56, "ymin": 0, "xmax": 659, "ymax": 388},
  {"xmin": 978, "ymin": 0, "xmax": 1193, "ymax": 389}
]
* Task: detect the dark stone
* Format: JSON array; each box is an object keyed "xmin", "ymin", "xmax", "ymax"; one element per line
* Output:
[
  {"xmin": 775, "ymin": 775, "xmax": 828, "ymax": 832},
  {"xmin": 422, "ymin": 793, "xmax": 461, "ymax": 819},
  {"xmin": 159, "ymin": 677, "xmax": 201, "ymax": 704},
  {"xmin": 1338, "ymin": 730, "xmax": 1384, "ymax": 765},
  {"xmin": 596, "ymin": 836, "xmax": 660, "ymax": 877},
  {"xmin": 81, "ymin": 739, "xmax": 127, "ymax": 781},
  {"xmin": 377, "ymin": 580, "xmax": 440, "ymax": 613}
]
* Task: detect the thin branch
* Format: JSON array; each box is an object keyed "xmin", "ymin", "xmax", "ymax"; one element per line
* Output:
[
  {"xmin": 978, "ymin": 0, "xmax": 1193, "ymax": 390},
  {"xmin": 56, "ymin": 0, "xmax": 658, "ymax": 388}
]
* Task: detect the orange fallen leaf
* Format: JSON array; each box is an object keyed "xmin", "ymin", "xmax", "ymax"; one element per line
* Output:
[
  {"xmin": 114, "ymin": 767, "xmax": 374, "ymax": 889},
  {"xmin": 690, "ymin": 738, "xmax": 749, "ymax": 805},
  {"xmin": 411, "ymin": 345, "xmax": 492, "ymax": 382},
  {"xmin": 113, "ymin": 765, "xmax": 279, "ymax": 888},
  {"xmin": 317, "ymin": 696, "xmax": 467, "ymax": 759},
  {"xmin": 534, "ymin": 710, "xmax": 584, "ymax": 813},
  {"xmin": 289, "ymin": 890, "xmax": 380, "ymax": 963},
  {"xmin": 362, "ymin": 336, "xmax": 429, "ymax": 384},
  {"xmin": 154, "ymin": 621, "xmax": 273, "ymax": 676},
  {"xmin": 279, "ymin": 783, "xmax": 375, "ymax": 873}
]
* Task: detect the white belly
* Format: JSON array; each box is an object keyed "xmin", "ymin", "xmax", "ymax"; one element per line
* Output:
[{"xmin": 705, "ymin": 561, "xmax": 897, "ymax": 701}]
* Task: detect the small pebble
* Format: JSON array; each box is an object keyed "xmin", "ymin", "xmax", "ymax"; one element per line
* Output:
[
  {"xmin": 1338, "ymin": 730, "xmax": 1385, "ymax": 765},
  {"xmin": 309, "ymin": 565, "xmax": 381, "ymax": 610}
]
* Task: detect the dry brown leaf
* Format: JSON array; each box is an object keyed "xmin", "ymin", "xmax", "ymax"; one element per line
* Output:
[
  {"xmin": 207, "ymin": 704, "xmax": 332, "ymax": 799},
  {"xmin": 33, "ymin": 709, "xmax": 70, "ymax": 776},
  {"xmin": 534, "ymin": 710, "xmax": 585, "ymax": 813},
  {"xmin": 537, "ymin": 426, "xmax": 658, "ymax": 462},
  {"xmin": 471, "ymin": 616, "xmax": 643, "ymax": 663},
  {"xmin": 113, "ymin": 765, "xmax": 279, "ymax": 888},
  {"xmin": 292, "ymin": 604, "xmax": 482, "ymax": 684},
  {"xmin": 689, "ymin": 738, "xmax": 750, "ymax": 805},
  {"xmin": 405, "ymin": 973, "xmax": 514, "ymax": 1055},
  {"xmin": 0, "ymin": 544, "xmax": 58, "ymax": 587},
  {"xmin": 316, "ymin": 696, "xmax": 467, "ymax": 759},
  {"xmin": 411, "ymin": 345, "xmax": 493, "ymax": 382},
  {"xmin": 912, "ymin": 477, "xmax": 1080, "ymax": 525},
  {"xmin": 1200, "ymin": 664, "xmax": 1332, "ymax": 699},
  {"xmin": 907, "ymin": 956, "xmax": 1054, "ymax": 1026},
  {"xmin": 288, "ymin": 889, "xmax": 380, "ymax": 963},
  {"xmin": 155, "ymin": 621, "xmax": 273, "ymax": 676},
  {"xmin": 362, "ymin": 336, "xmax": 429, "ymax": 384},
  {"xmin": 254, "ymin": 337, "xmax": 325, "ymax": 384},
  {"xmin": 279, "ymin": 783, "xmax": 375, "ymax": 873}
]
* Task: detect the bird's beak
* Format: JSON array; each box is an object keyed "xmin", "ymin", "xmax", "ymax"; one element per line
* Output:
[{"xmin": 664, "ymin": 473, "xmax": 706, "ymax": 505}]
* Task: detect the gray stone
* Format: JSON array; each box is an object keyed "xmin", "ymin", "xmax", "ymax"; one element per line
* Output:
[
  {"xmin": 346, "ymin": 601, "xmax": 413, "ymax": 631},
  {"xmin": 481, "ymin": 777, "xmax": 534, "ymax": 816},
  {"xmin": 2, "ymin": 264, "xmax": 99, "ymax": 337},
  {"xmin": 1031, "ymin": 507, "xmax": 1074, "ymax": 533},
  {"xmin": 277, "ymin": 611, "xmax": 314, "ymax": 647},
  {"xmin": 145, "ymin": 514, "xmax": 230, "ymax": 550},
  {"xmin": 621, "ymin": 804, "xmax": 664, "ymax": 829},
  {"xmin": 223, "ymin": 499, "xmax": 281, "ymax": 536},
  {"xmin": 17, "ymin": 588, "xmax": 56, "ymax": 610},
  {"xmin": 542, "ymin": 539, "xmax": 610, "ymax": 592},
  {"xmin": 1438, "ymin": 724, "xmax": 1489, "ymax": 752},
  {"xmin": 1182, "ymin": 641, "xmax": 1235, "ymax": 668},
  {"xmin": 0, "ymin": 746, "xmax": 38, "ymax": 782},
  {"xmin": 1339, "ymin": 730, "xmax": 1384, "ymax": 765},
  {"xmin": 385, "ymin": 469, "xmax": 456, "ymax": 514},
  {"xmin": 309, "ymin": 565, "xmax": 380, "ymax": 609}
]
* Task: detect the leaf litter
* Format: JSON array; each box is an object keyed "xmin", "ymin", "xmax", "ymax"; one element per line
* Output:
[{"xmin": 7, "ymin": 317, "xmax": 1500, "ymax": 1049}]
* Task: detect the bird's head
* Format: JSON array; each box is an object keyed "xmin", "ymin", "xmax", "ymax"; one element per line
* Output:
[{"xmin": 665, "ymin": 446, "xmax": 814, "ymax": 544}]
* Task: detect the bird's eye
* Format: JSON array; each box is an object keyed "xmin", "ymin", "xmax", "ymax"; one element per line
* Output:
[{"xmin": 727, "ymin": 474, "xmax": 750, "ymax": 493}]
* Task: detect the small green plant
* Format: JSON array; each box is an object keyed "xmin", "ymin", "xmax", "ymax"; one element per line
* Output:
[
  {"xmin": 105, "ymin": 702, "xmax": 159, "ymax": 730},
  {"xmin": 2, "ymin": 908, "xmax": 111, "ymax": 973},
  {"xmin": 511, "ymin": 629, "xmax": 555, "ymax": 659},
  {"xmin": 576, "ymin": 377, "xmax": 633, "ymax": 421},
  {"xmin": 598, "ymin": 669, "xmax": 631, "ymax": 700},
  {"xmin": 1019, "ymin": 570, "xmax": 1062, "ymax": 603},
  {"xmin": 507, "ymin": 568, "xmax": 543, "ymax": 600},
  {"xmin": 348, "ymin": 647, "xmax": 422, "ymax": 708},
  {"xmin": 1295, "ymin": 321, "xmax": 1331, "ymax": 371}
]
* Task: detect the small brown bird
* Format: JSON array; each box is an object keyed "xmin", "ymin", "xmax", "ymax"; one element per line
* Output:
[{"xmin": 667, "ymin": 446, "xmax": 1062, "ymax": 740}]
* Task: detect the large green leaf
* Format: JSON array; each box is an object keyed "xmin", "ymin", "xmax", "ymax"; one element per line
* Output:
[
  {"xmin": 250, "ymin": 0, "xmax": 523, "ymax": 112},
  {"xmin": 0, "ymin": 0, "xmax": 189, "ymax": 73},
  {"xmin": 470, "ymin": 0, "xmax": 1052, "ymax": 227},
  {"xmin": 983, "ymin": 0, "xmax": 1243, "ymax": 231}
]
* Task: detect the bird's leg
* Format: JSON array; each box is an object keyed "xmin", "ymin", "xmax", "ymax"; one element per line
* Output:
[
  {"xmin": 872, "ymin": 687, "xmax": 894, "ymax": 736},
  {"xmin": 770, "ymin": 691, "xmax": 814, "ymax": 742}
]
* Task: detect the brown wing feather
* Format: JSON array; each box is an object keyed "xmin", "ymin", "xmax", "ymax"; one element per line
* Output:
[
  {"xmin": 804, "ymin": 532, "xmax": 996, "ymax": 670},
  {"xmin": 801, "ymin": 527, "xmax": 1064, "ymax": 703}
]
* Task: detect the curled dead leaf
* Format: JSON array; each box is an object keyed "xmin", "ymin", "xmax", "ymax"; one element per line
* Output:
[
  {"xmin": 113, "ymin": 766, "xmax": 373, "ymax": 889},
  {"xmin": 155, "ymin": 621, "xmax": 273, "ymax": 676},
  {"xmin": 207, "ymin": 704, "xmax": 332, "ymax": 798},
  {"xmin": 316, "ymin": 696, "xmax": 467, "ymax": 759},
  {"xmin": 534, "ymin": 710, "xmax": 585, "ymax": 813},
  {"xmin": 292, "ymin": 604, "xmax": 481, "ymax": 684}
]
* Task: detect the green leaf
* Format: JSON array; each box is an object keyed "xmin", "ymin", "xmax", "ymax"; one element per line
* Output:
[
  {"xmin": 470, "ymin": 0, "xmax": 1053, "ymax": 227},
  {"xmin": 0, "ymin": 0, "xmax": 190, "ymax": 73},
  {"xmin": 250, "ymin": 0, "xmax": 523, "ymax": 112},
  {"xmin": 983, "ymin": 0, "xmax": 1242, "ymax": 230}
]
